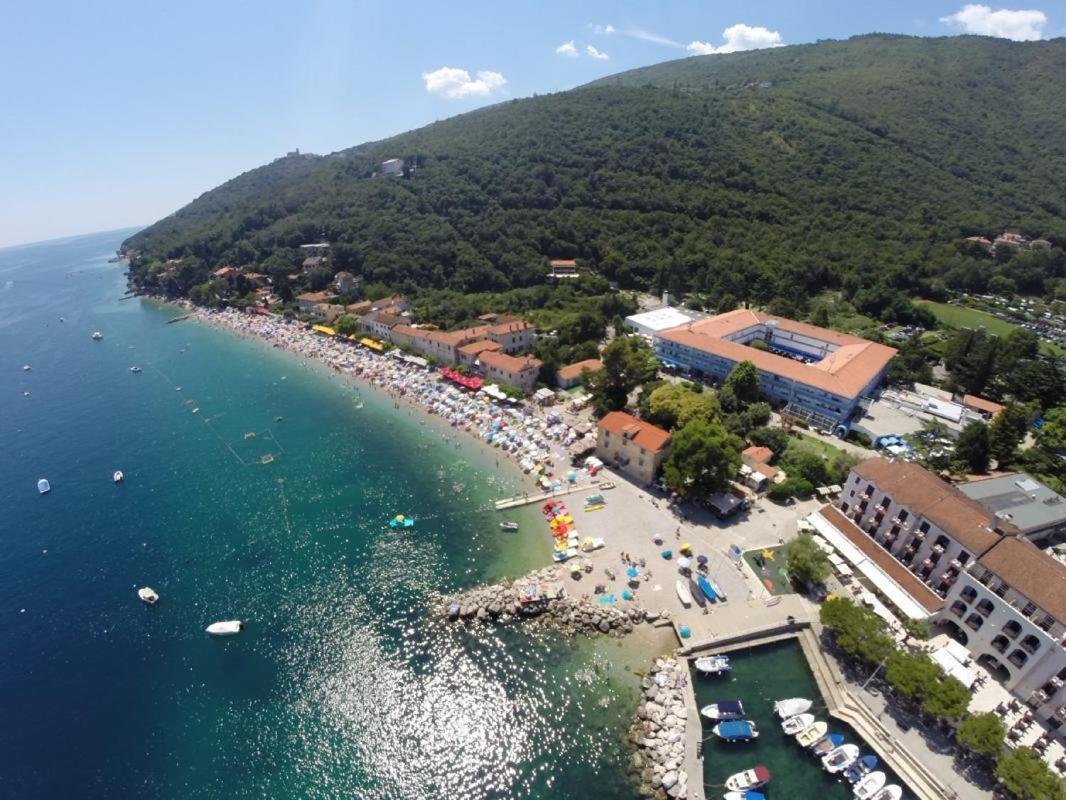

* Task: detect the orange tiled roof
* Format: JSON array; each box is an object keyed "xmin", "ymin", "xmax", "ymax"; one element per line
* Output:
[
  {"xmin": 557, "ymin": 359, "xmax": 603, "ymax": 382},
  {"xmin": 742, "ymin": 445, "xmax": 774, "ymax": 464},
  {"xmin": 487, "ymin": 320, "xmax": 535, "ymax": 335},
  {"xmin": 963, "ymin": 394, "xmax": 1005, "ymax": 416},
  {"xmin": 597, "ymin": 412, "xmax": 671, "ymax": 454},
  {"xmin": 457, "ymin": 339, "xmax": 502, "ymax": 356},
  {"xmin": 478, "ymin": 350, "xmax": 542, "ymax": 373},
  {"xmin": 978, "ymin": 537, "xmax": 1066, "ymax": 623}
]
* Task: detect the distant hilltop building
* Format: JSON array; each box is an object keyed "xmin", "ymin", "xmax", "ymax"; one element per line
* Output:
[
  {"xmin": 379, "ymin": 158, "xmax": 405, "ymax": 177},
  {"xmin": 299, "ymin": 242, "xmax": 331, "ymax": 271},
  {"xmin": 333, "ymin": 271, "xmax": 359, "ymax": 294},
  {"xmin": 547, "ymin": 259, "xmax": 580, "ymax": 281}
]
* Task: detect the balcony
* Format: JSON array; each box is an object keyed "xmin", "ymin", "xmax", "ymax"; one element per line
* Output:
[
  {"xmin": 950, "ymin": 601, "xmax": 967, "ymax": 618},
  {"xmin": 1055, "ymin": 706, "xmax": 1066, "ymax": 722},
  {"xmin": 949, "ymin": 560, "xmax": 963, "ymax": 572},
  {"xmin": 939, "ymin": 572, "xmax": 956, "ymax": 586},
  {"xmin": 913, "ymin": 531, "xmax": 926, "ymax": 541},
  {"xmin": 991, "ymin": 636, "xmax": 1009, "ymax": 653},
  {"xmin": 1029, "ymin": 690, "xmax": 1050, "ymax": 707},
  {"xmin": 1051, "ymin": 676, "xmax": 1065, "ymax": 691},
  {"xmin": 1021, "ymin": 638, "xmax": 1041, "ymax": 655},
  {"xmin": 932, "ymin": 544, "xmax": 945, "ymax": 555},
  {"xmin": 892, "ymin": 516, "xmax": 903, "ymax": 526}
]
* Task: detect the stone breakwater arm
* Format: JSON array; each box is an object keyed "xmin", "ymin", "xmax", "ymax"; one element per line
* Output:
[
  {"xmin": 628, "ymin": 657, "xmax": 691, "ymax": 799},
  {"xmin": 439, "ymin": 567, "xmax": 661, "ymax": 636}
]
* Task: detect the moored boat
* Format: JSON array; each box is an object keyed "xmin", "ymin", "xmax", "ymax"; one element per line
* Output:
[
  {"xmin": 713, "ymin": 719, "xmax": 759, "ymax": 742},
  {"xmin": 781, "ymin": 712, "xmax": 816, "ymax": 735},
  {"xmin": 808, "ymin": 731, "xmax": 843, "ymax": 754},
  {"xmin": 597, "ymin": 481, "xmax": 615, "ymax": 490},
  {"xmin": 869, "ymin": 785, "xmax": 903, "ymax": 800},
  {"xmin": 844, "ymin": 754, "xmax": 879, "ymax": 784},
  {"xmin": 91, "ymin": 331, "xmax": 103, "ymax": 340},
  {"xmin": 113, "ymin": 470, "xmax": 124, "ymax": 483},
  {"xmin": 129, "ymin": 366, "xmax": 141, "ymax": 373},
  {"xmin": 694, "ymin": 654, "xmax": 731, "ymax": 675},
  {"xmin": 676, "ymin": 579, "xmax": 693, "ymax": 608},
  {"xmin": 822, "ymin": 743, "xmax": 860, "ymax": 774},
  {"xmin": 206, "ymin": 620, "xmax": 243, "ymax": 636},
  {"xmin": 499, "ymin": 521, "xmax": 519, "ymax": 531},
  {"xmin": 774, "ymin": 697, "xmax": 813, "ymax": 719},
  {"xmin": 701, "ymin": 700, "xmax": 744, "ymax": 720},
  {"xmin": 796, "ymin": 720, "xmax": 828, "ymax": 747},
  {"xmin": 137, "ymin": 587, "xmax": 159, "ymax": 604},
  {"xmin": 723, "ymin": 793, "xmax": 765, "ymax": 800},
  {"xmin": 724, "ymin": 765, "xmax": 770, "ymax": 792},
  {"xmin": 37, "ymin": 478, "xmax": 51, "ymax": 494},
  {"xmin": 853, "ymin": 771, "xmax": 887, "ymax": 800}
]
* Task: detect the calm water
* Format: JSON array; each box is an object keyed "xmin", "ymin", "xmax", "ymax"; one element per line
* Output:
[
  {"xmin": 695, "ymin": 640, "xmax": 901, "ymax": 799},
  {"xmin": 0, "ymin": 230, "xmax": 644, "ymax": 799}
]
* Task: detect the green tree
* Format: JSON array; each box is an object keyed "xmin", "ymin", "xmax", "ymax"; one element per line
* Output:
[
  {"xmin": 989, "ymin": 402, "xmax": 1036, "ymax": 466},
  {"xmin": 723, "ymin": 360, "xmax": 760, "ymax": 409},
  {"xmin": 920, "ymin": 675, "xmax": 971, "ymax": 719},
  {"xmin": 662, "ymin": 419, "xmax": 743, "ymax": 499},
  {"xmin": 585, "ymin": 336, "xmax": 660, "ymax": 416},
  {"xmin": 1035, "ymin": 406, "xmax": 1066, "ymax": 454},
  {"xmin": 749, "ymin": 426, "xmax": 790, "ymax": 455},
  {"xmin": 785, "ymin": 534, "xmax": 832, "ymax": 585},
  {"xmin": 717, "ymin": 294, "xmax": 738, "ymax": 313},
  {"xmin": 768, "ymin": 475, "xmax": 815, "ymax": 501},
  {"xmin": 819, "ymin": 598, "xmax": 895, "ymax": 665},
  {"xmin": 645, "ymin": 383, "xmax": 720, "ymax": 430},
  {"xmin": 955, "ymin": 713, "xmax": 1006, "ymax": 760},
  {"xmin": 885, "ymin": 651, "xmax": 942, "ymax": 703},
  {"xmin": 333, "ymin": 315, "xmax": 359, "ymax": 336},
  {"xmin": 955, "ymin": 420, "xmax": 991, "ymax": 474},
  {"xmin": 995, "ymin": 747, "xmax": 1066, "ymax": 800}
]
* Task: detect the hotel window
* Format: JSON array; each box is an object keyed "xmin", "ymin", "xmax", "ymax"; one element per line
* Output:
[
  {"xmin": 918, "ymin": 521, "xmax": 930, "ymax": 535},
  {"xmin": 976, "ymin": 599, "xmax": 995, "ymax": 617},
  {"xmin": 1009, "ymin": 649, "xmax": 1028, "ymax": 668},
  {"xmin": 1003, "ymin": 620, "xmax": 1022, "ymax": 638},
  {"xmin": 965, "ymin": 613, "xmax": 984, "ymax": 631},
  {"xmin": 991, "ymin": 635, "xmax": 1009, "ymax": 653},
  {"xmin": 1021, "ymin": 635, "xmax": 1041, "ymax": 654},
  {"xmin": 960, "ymin": 586, "xmax": 977, "ymax": 603},
  {"xmin": 879, "ymin": 496, "xmax": 891, "ymax": 510}
]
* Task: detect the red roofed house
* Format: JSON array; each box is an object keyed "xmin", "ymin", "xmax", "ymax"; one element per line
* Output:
[
  {"xmin": 741, "ymin": 446, "xmax": 774, "ymax": 467},
  {"xmin": 548, "ymin": 259, "xmax": 580, "ymax": 280},
  {"xmin": 485, "ymin": 320, "xmax": 536, "ymax": 354},
  {"xmin": 556, "ymin": 358, "xmax": 604, "ymax": 389},
  {"xmin": 963, "ymin": 394, "xmax": 1005, "ymax": 420},
  {"xmin": 456, "ymin": 339, "xmax": 503, "ymax": 368},
  {"xmin": 214, "ymin": 266, "xmax": 239, "ymax": 282},
  {"xmin": 477, "ymin": 350, "xmax": 542, "ymax": 393},
  {"xmin": 596, "ymin": 412, "xmax": 672, "ymax": 485}
]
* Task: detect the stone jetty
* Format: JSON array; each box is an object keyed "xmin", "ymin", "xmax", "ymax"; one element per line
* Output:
[
  {"xmin": 441, "ymin": 566, "xmax": 660, "ymax": 636},
  {"xmin": 627, "ymin": 657, "xmax": 690, "ymax": 799}
]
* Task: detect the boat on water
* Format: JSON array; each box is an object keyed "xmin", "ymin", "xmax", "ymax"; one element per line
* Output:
[
  {"xmin": 795, "ymin": 720, "xmax": 828, "ymax": 747},
  {"xmin": 206, "ymin": 620, "xmax": 243, "ymax": 636},
  {"xmin": 781, "ymin": 712, "xmax": 816, "ymax": 735},
  {"xmin": 389, "ymin": 515, "xmax": 414, "ymax": 529},
  {"xmin": 853, "ymin": 771, "xmax": 887, "ymax": 800},
  {"xmin": 137, "ymin": 587, "xmax": 159, "ymax": 604},
  {"xmin": 676, "ymin": 579, "xmax": 694, "ymax": 608},
  {"xmin": 696, "ymin": 574, "xmax": 724, "ymax": 602},
  {"xmin": 701, "ymin": 700, "xmax": 745, "ymax": 721},
  {"xmin": 774, "ymin": 697, "xmax": 813, "ymax": 719},
  {"xmin": 869, "ymin": 785, "xmax": 903, "ymax": 800},
  {"xmin": 808, "ymin": 731, "xmax": 843, "ymax": 754},
  {"xmin": 694, "ymin": 654, "xmax": 731, "ymax": 675},
  {"xmin": 129, "ymin": 366, "xmax": 141, "ymax": 373},
  {"xmin": 37, "ymin": 478, "xmax": 51, "ymax": 495},
  {"xmin": 723, "ymin": 792, "xmax": 765, "ymax": 800},
  {"xmin": 598, "ymin": 481, "xmax": 615, "ymax": 490},
  {"xmin": 91, "ymin": 331, "xmax": 103, "ymax": 340},
  {"xmin": 713, "ymin": 719, "xmax": 759, "ymax": 742},
  {"xmin": 843, "ymin": 754, "xmax": 879, "ymax": 784},
  {"xmin": 23, "ymin": 364, "xmax": 31, "ymax": 371},
  {"xmin": 724, "ymin": 765, "xmax": 770, "ymax": 792},
  {"xmin": 499, "ymin": 521, "xmax": 519, "ymax": 532},
  {"xmin": 113, "ymin": 470, "xmax": 124, "ymax": 483},
  {"xmin": 822, "ymin": 743, "xmax": 860, "ymax": 774}
]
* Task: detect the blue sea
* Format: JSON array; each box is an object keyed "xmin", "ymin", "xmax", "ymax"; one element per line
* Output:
[{"xmin": 0, "ymin": 231, "xmax": 645, "ymax": 799}]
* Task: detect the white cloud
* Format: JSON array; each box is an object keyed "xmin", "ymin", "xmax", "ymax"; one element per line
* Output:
[
  {"xmin": 421, "ymin": 67, "xmax": 507, "ymax": 99},
  {"xmin": 687, "ymin": 23, "xmax": 785, "ymax": 55},
  {"xmin": 939, "ymin": 4, "xmax": 1046, "ymax": 40},
  {"xmin": 586, "ymin": 44, "xmax": 610, "ymax": 60},
  {"xmin": 623, "ymin": 27, "xmax": 682, "ymax": 47},
  {"xmin": 590, "ymin": 23, "xmax": 616, "ymax": 35},
  {"xmin": 556, "ymin": 40, "xmax": 578, "ymax": 57}
]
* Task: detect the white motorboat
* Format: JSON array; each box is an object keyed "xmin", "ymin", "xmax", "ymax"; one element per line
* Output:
[
  {"xmin": 92, "ymin": 331, "xmax": 103, "ymax": 340},
  {"xmin": 694, "ymin": 654, "xmax": 731, "ymax": 675},
  {"xmin": 724, "ymin": 793, "xmax": 765, "ymax": 800},
  {"xmin": 206, "ymin": 620, "xmax": 243, "ymax": 636},
  {"xmin": 701, "ymin": 700, "xmax": 745, "ymax": 720},
  {"xmin": 796, "ymin": 720, "xmax": 829, "ymax": 747},
  {"xmin": 138, "ymin": 587, "xmax": 159, "ymax": 604},
  {"xmin": 676, "ymin": 579, "xmax": 693, "ymax": 608},
  {"xmin": 23, "ymin": 364, "xmax": 31, "ymax": 371},
  {"xmin": 113, "ymin": 471, "xmax": 124, "ymax": 483},
  {"xmin": 37, "ymin": 478, "xmax": 51, "ymax": 494},
  {"xmin": 129, "ymin": 366, "xmax": 142, "ymax": 373},
  {"xmin": 724, "ymin": 765, "xmax": 770, "ymax": 792},
  {"xmin": 774, "ymin": 697, "xmax": 813, "ymax": 719},
  {"xmin": 870, "ymin": 785, "xmax": 903, "ymax": 800},
  {"xmin": 781, "ymin": 712, "xmax": 816, "ymax": 735},
  {"xmin": 822, "ymin": 743, "xmax": 860, "ymax": 774},
  {"xmin": 853, "ymin": 771, "xmax": 887, "ymax": 800}
]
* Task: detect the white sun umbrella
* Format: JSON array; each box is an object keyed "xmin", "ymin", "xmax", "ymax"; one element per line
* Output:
[{"xmin": 677, "ymin": 556, "xmax": 692, "ymax": 570}]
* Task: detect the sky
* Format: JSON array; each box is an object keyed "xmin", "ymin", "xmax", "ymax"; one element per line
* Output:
[{"xmin": 0, "ymin": 0, "xmax": 1063, "ymax": 248}]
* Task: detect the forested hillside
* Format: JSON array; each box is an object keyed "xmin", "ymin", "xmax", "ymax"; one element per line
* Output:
[{"xmin": 124, "ymin": 34, "xmax": 1066, "ymax": 315}]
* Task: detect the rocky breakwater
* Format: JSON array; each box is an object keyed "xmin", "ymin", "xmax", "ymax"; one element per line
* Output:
[
  {"xmin": 627, "ymin": 657, "xmax": 690, "ymax": 799},
  {"xmin": 441, "ymin": 566, "xmax": 661, "ymax": 636}
]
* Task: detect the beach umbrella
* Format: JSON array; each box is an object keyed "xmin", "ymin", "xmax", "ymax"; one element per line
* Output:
[
  {"xmin": 677, "ymin": 556, "xmax": 692, "ymax": 570},
  {"xmin": 661, "ymin": 550, "xmax": 672, "ymax": 560},
  {"xmin": 679, "ymin": 625, "xmax": 691, "ymax": 639},
  {"xmin": 680, "ymin": 543, "xmax": 692, "ymax": 555},
  {"xmin": 622, "ymin": 589, "xmax": 634, "ymax": 601},
  {"xmin": 626, "ymin": 567, "xmax": 639, "ymax": 578},
  {"xmin": 696, "ymin": 554, "xmax": 709, "ymax": 565},
  {"xmin": 652, "ymin": 534, "xmax": 663, "ymax": 545}
]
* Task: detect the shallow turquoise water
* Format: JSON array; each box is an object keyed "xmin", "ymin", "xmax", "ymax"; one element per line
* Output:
[{"xmin": 0, "ymin": 231, "xmax": 642, "ymax": 799}]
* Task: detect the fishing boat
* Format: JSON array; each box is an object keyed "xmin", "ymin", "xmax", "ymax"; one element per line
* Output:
[
  {"xmin": 91, "ymin": 331, "xmax": 103, "ymax": 340},
  {"xmin": 781, "ymin": 712, "xmax": 816, "ymax": 735},
  {"xmin": 499, "ymin": 521, "xmax": 519, "ymax": 532},
  {"xmin": 206, "ymin": 620, "xmax": 243, "ymax": 636},
  {"xmin": 796, "ymin": 720, "xmax": 828, "ymax": 747},
  {"xmin": 676, "ymin": 579, "xmax": 694, "ymax": 608},
  {"xmin": 808, "ymin": 731, "xmax": 843, "ymax": 754},
  {"xmin": 113, "ymin": 470, "xmax": 124, "ymax": 483},
  {"xmin": 693, "ymin": 654, "xmax": 731, "ymax": 675},
  {"xmin": 853, "ymin": 771, "xmax": 887, "ymax": 800},
  {"xmin": 723, "ymin": 793, "xmax": 765, "ymax": 800},
  {"xmin": 774, "ymin": 697, "xmax": 813, "ymax": 719},
  {"xmin": 37, "ymin": 478, "xmax": 51, "ymax": 494},
  {"xmin": 701, "ymin": 700, "xmax": 745, "ymax": 721},
  {"xmin": 129, "ymin": 366, "xmax": 141, "ymax": 373},
  {"xmin": 696, "ymin": 574, "xmax": 721, "ymax": 602},
  {"xmin": 713, "ymin": 720, "xmax": 759, "ymax": 742},
  {"xmin": 724, "ymin": 765, "xmax": 770, "ymax": 792},
  {"xmin": 843, "ymin": 755, "xmax": 879, "ymax": 784},
  {"xmin": 598, "ymin": 481, "xmax": 615, "ymax": 490},
  {"xmin": 822, "ymin": 743, "xmax": 860, "ymax": 774},
  {"xmin": 869, "ymin": 785, "xmax": 903, "ymax": 800},
  {"xmin": 137, "ymin": 587, "xmax": 159, "ymax": 604}
]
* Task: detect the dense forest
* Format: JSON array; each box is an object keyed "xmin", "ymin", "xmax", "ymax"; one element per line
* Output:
[{"xmin": 124, "ymin": 34, "xmax": 1066, "ymax": 316}]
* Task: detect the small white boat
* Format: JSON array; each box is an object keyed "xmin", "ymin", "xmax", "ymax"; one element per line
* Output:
[
  {"xmin": 23, "ymin": 364, "xmax": 31, "ymax": 371},
  {"xmin": 91, "ymin": 331, "xmax": 103, "ymax": 340},
  {"xmin": 499, "ymin": 521, "xmax": 519, "ymax": 531},
  {"xmin": 113, "ymin": 471, "xmax": 124, "ymax": 483},
  {"xmin": 713, "ymin": 719, "xmax": 759, "ymax": 742},
  {"xmin": 870, "ymin": 785, "xmax": 903, "ymax": 800},
  {"xmin": 854, "ymin": 771, "xmax": 887, "ymax": 800},
  {"xmin": 37, "ymin": 478, "xmax": 51, "ymax": 494},
  {"xmin": 694, "ymin": 654, "xmax": 731, "ymax": 675},
  {"xmin": 137, "ymin": 587, "xmax": 159, "ymax": 604},
  {"xmin": 724, "ymin": 793, "xmax": 765, "ymax": 800},
  {"xmin": 676, "ymin": 579, "xmax": 693, "ymax": 608},
  {"xmin": 781, "ymin": 712, "xmax": 816, "ymax": 735},
  {"xmin": 725, "ymin": 765, "xmax": 770, "ymax": 792},
  {"xmin": 774, "ymin": 697, "xmax": 813, "ymax": 719},
  {"xmin": 796, "ymin": 720, "xmax": 829, "ymax": 747},
  {"xmin": 129, "ymin": 366, "xmax": 142, "ymax": 373},
  {"xmin": 701, "ymin": 700, "xmax": 745, "ymax": 720},
  {"xmin": 822, "ymin": 743, "xmax": 860, "ymax": 774},
  {"xmin": 206, "ymin": 620, "xmax": 243, "ymax": 636}
]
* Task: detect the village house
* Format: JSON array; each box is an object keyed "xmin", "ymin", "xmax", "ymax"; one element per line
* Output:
[
  {"xmin": 485, "ymin": 320, "xmax": 536, "ymax": 354},
  {"xmin": 369, "ymin": 294, "xmax": 409, "ymax": 315},
  {"xmin": 333, "ymin": 271, "xmax": 358, "ymax": 294},
  {"xmin": 595, "ymin": 411, "xmax": 671, "ymax": 486},
  {"xmin": 297, "ymin": 291, "xmax": 334, "ymax": 318},
  {"xmin": 359, "ymin": 310, "xmax": 406, "ymax": 341},
  {"xmin": 476, "ymin": 350, "xmax": 542, "ymax": 393},
  {"xmin": 456, "ymin": 339, "xmax": 503, "ymax": 368},
  {"xmin": 556, "ymin": 358, "xmax": 603, "ymax": 389},
  {"xmin": 345, "ymin": 300, "xmax": 372, "ymax": 316},
  {"xmin": 213, "ymin": 266, "xmax": 240, "ymax": 283},
  {"xmin": 962, "ymin": 394, "xmax": 1005, "ymax": 421},
  {"xmin": 547, "ymin": 259, "xmax": 580, "ymax": 281},
  {"xmin": 243, "ymin": 272, "xmax": 270, "ymax": 288}
]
